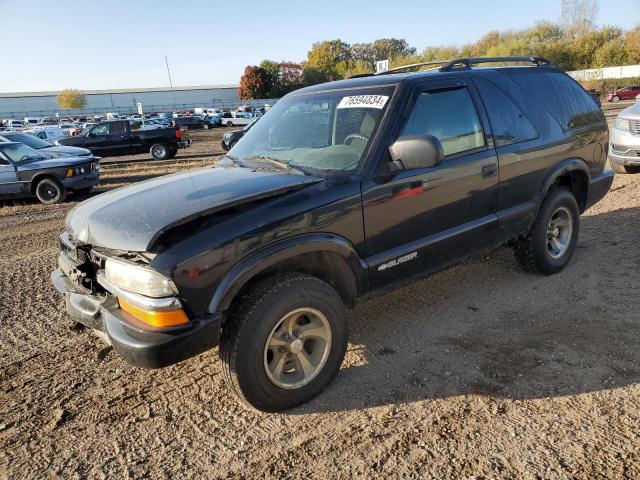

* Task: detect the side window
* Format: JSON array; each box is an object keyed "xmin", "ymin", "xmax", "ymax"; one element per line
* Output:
[
  {"xmin": 400, "ymin": 87, "xmax": 484, "ymax": 157},
  {"xmin": 109, "ymin": 122, "xmax": 126, "ymax": 135},
  {"xmin": 507, "ymin": 70, "xmax": 604, "ymax": 129},
  {"xmin": 474, "ymin": 78, "xmax": 538, "ymax": 147},
  {"xmin": 89, "ymin": 124, "xmax": 108, "ymax": 136},
  {"xmin": 36, "ymin": 131, "xmax": 47, "ymax": 139}
]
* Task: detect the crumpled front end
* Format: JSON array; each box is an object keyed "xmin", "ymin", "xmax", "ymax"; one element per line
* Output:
[{"xmin": 51, "ymin": 232, "xmax": 221, "ymax": 368}]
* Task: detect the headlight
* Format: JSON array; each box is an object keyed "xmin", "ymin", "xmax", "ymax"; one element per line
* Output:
[
  {"xmin": 613, "ymin": 117, "xmax": 630, "ymax": 131},
  {"xmin": 105, "ymin": 258, "xmax": 176, "ymax": 297}
]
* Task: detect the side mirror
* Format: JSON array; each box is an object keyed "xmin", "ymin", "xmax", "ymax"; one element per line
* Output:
[{"xmin": 389, "ymin": 134, "xmax": 444, "ymax": 170}]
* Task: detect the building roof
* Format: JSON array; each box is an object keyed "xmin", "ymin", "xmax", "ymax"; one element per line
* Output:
[{"xmin": 0, "ymin": 84, "xmax": 239, "ymax": 98}]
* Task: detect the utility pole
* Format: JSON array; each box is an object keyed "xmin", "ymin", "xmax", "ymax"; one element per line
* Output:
[{"xmin": 165, "ymin": 56, "xmax": 177, "ymax": 112}]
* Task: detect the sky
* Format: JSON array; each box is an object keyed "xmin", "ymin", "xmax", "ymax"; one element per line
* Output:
[{"xmin": 0, "ymin": 0, "xmax": 638, "ymax": 93}]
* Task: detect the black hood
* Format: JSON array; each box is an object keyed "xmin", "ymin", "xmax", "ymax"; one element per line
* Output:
[{"xmin": 66, "ymin": 166, "xmax": 322, "ymax": 252}]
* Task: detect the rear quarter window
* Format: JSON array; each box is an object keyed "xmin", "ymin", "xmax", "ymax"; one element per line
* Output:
[
  {"xmin": 506, "ymin": 70, "xmax": 604, "ymax": 130},
  {"xmin": 474, "ymin": 77, "xmax": 538, "ymax": 147}
]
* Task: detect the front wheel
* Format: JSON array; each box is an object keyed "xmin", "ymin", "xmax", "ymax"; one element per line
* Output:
[
  {"xmin": 220, "ymin": 273, "xmax": 348, "ymax": 412},
  {"xmin": 150, "ymin": 143, "xmax": 169, "ymax": 160},
  {"xmin": 226, "ymin": 121, "xmax": 233, "ymax": 127},
  {"xmin": 512, "ymin": 187, "xmax": 580, "ymax": 275},
  {"xmin": 612, "ymin": 95, "xmax": 620, "ymax": 103},
  {"xmin": 35, "ymin": 178, "xmax": 66, "ymax": 204},
  {"xmin": 203, "ymin": 123, "xmax": 210, "ymax": 130}
]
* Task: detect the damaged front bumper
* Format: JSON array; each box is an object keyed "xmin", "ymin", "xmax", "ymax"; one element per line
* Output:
[{"xmin": 51, "ymin": 261, "xmax": 221, "ymax": 369}]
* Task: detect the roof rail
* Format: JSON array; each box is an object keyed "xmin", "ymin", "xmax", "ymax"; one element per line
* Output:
[
  {"xmin": 439, "ymin": 56, "xmax": 552, "ymax": 71},
  {"xmin": 374, "ymin": 60, "xmax": 451, "ymax": 75}
]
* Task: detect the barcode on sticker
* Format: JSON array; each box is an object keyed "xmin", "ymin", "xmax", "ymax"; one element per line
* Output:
[{"xmin": 337, "ymin": 95, "xmax": 388, "ymax": 109}]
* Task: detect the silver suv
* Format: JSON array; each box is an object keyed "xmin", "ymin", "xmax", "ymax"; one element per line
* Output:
[{"xmin": 609, "ymin": 101, "xmax": 640, "ymax": 174}]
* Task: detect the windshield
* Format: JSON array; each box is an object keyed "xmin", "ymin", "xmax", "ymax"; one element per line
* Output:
[
  {"xmin": 0, "ymin": 143, "xmax": 48, "ymax": 163},
  {"xmin": 229, "ymin": 86, "xmax": 394, "ymax": 173},
  {"xmin": 2, "ymin": 132, "xmax": 52, "ymax": 149}
]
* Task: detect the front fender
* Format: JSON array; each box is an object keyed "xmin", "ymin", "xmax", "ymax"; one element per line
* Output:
[{"xmin": 207, "ymin": 233, "xmax": 368, "ymax": 314}]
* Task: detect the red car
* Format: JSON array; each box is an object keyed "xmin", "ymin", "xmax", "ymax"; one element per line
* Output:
[{"xmin": 606, "ymin": 85, "xmax": 640, "ymax": 102}]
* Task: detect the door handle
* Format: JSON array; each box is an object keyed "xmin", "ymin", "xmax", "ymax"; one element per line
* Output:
[{"xmin": 482, "ymin": 164, "xmax": 497, "ymax": 178}]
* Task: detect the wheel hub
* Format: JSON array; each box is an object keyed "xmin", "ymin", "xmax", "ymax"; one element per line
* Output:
[
  {"xmin": 263, "ymin": 307, "xmax": 332, "ymax": 390},
  {"xmin": 546, "ymin": 206, "xmax": 573, "ymax": 259},
  {"xmin": 289, "ymin": 338, "xmax": 304, "ymax": 355}
]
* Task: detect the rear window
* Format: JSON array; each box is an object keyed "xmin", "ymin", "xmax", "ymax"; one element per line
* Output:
[{"xmin": 507, "ymin": 70, "xmax": 604, "ymax": 130}]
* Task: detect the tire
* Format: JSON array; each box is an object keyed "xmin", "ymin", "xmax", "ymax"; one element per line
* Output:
[
  {"xmin": 150, "ymin": 143, "xmax": 169, "ymax": 160},
  {"xmin": 612, "ymin": 95, "xmax": 620, "ymax": 103},
  {"xmin": 220, "ymin": 273, "xmax": 348, "ymax": 412},
  {"xmin": 203, "ymin": 123, "xmax": 210, "ymax": 130},
  {"xmin": 512, "ymin": 187, "xmax": 580, "ymax": 275},
  {"xmin": 35, "ymin": 177, "xmax": 66, "ymax": 204},
  {"xmin": 166, "ymin": 145, "xmax": 178, "ymax": 159},
  {"xmin": 226, "ymin": 121, "xmax": 233, "ymax": 127}
]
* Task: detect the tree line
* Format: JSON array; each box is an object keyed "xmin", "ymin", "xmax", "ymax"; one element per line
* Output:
[{"xmin": 238, "ymin": 22, "xmax": 640, "ymax": 100}]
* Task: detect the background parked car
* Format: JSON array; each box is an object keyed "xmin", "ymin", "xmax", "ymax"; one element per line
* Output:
[
  {"xmin": 0, "ymin": 131, "xmax": 93, "ymax": 158},
  {"xmin": 606, "ymin": 85, "xmax": 640, "ymax": 102},
  {"xmin": 172, "ymin": 116, "xmax": 206, "ymax": 130},
  {"xmin": 0, "ymin": 141, "xmax": 100, "ymax": 204},
  {"xmin": 220, "ymin": 111, "xmax": 252, "ymax": 127},
  {"xmin": 28, "ymin": 127, "xmax": 67, "ymax": 143},
  {"xmin": 221, "ymin": 117, "xmax": 258, "ymax": 150}
]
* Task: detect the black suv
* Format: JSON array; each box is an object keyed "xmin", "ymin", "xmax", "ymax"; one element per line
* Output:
[{"xmin": 52, "ymin": 57, "xmax": 612, "ymax": 411}]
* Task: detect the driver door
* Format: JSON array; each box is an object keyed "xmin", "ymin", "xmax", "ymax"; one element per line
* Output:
[
  {"xmin": 362, "ymin": 79, "xmax": 499, "ymax": 292},
  {"xmin": 0, "ymin": 157, "xmax": 20, "ymax": 195}
]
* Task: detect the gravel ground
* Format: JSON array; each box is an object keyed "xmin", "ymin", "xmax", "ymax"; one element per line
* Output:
[{"xmin": 0, "ymin": 129, "xmax": 639, "ymax": 479}]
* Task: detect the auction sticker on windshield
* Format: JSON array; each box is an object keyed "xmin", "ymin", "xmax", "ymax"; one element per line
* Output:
[{"xmin": 337, "ymin": 95, "xmax": 389, "ymax": 109}]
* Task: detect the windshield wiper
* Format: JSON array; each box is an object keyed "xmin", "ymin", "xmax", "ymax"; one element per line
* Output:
[{"xmin": 241, "ymin": 155, "xmax": 306, "ymax": 175}]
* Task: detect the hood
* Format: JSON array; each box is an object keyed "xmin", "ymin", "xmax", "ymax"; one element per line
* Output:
[
  {"xmin": 66, "ymin": 166, "xmax": 323, "ymax": 252},
  {"xmin": 620, "ymin": 101, "xmax": 640, "ymax": 120},
  {"xmin": 18, "ymin": 155, "xmax": 97, "ymax": 171},
  {"xmin": 41, "ymin": 145, "xmax": 92, "ymax": 157}
]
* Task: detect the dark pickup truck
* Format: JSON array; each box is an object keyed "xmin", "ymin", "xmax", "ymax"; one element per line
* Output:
[
  {"xmin": 52, "ymin": 57, "xmax": 613, "ymax": 412},
  {"xmin": 57, "ymin": 120, "xmax": 191, "ymax": 160}
]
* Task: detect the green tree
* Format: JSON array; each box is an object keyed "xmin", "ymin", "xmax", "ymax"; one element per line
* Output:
[
  {"xmin": 625, "ymin": 24, "xmax": 640, "ymax": 63},
  {"xmin": 594, "ymin": 39, "xmax": 629, "ymax": 67},
  {"xmin": 57, "ymin": 89, "xmax": 87, "ymax": 109},
  {"xmin": 372, "ymin": 38, "xmax": 416, "ymax": 61},
  {"xmin": 259, "ymin": 59, "xmax": 280, "ymax": 97},
  {"xmin": 301, "ymin": 66, "xmax": 329, "ymax": 86},
  {"xmin": 306, "ymin": 39, "xmax": 351, "ymax": 80}
]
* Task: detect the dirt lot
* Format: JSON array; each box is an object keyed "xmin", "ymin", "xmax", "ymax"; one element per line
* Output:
[{"xmin": 1, "ymin": 129, "xmax": 639, "ymax": 479}]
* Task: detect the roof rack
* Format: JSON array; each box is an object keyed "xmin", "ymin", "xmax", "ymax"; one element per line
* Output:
[
  {"xmin": 438, "ymin": 56, "xmax": 552, "ymax": 71},
  {"xmin": 351, "ymin": 56, "xmax": 553, "ymax": 79},
  {"xmin": 374, "ymin": 60, "xmax": 450, "ymax": 76}
]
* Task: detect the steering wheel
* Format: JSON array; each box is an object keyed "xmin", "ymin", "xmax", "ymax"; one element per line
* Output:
[{"xmin": 344, "ymin": 133, "xmax": 369, "ymax": 145}]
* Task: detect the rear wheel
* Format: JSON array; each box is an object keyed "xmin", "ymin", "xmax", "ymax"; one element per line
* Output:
[
  {"xmin": 226, "ymin": 121, "xmax": 233, "ymax": 127},
  {"xmin": 220, "ymin": 273, "xmax": 348, "ymax": 412},
  {"xmin": 35, "ymin": 177, "xmax": 66, "ymax": 204},
  {"xmin": 512, "ymin": 187, "xmax": 580, "ymax": 275},
  {"xmin": 166, "ymin": 145, "xmax": 178, "ymax": 159},
  {"xmin": 612, "ymin": 95, "xmax": 620, "ymax": 103},
  {"xmin": 203, "ymin": 123, "xmax": 210, "ymax": 130},
  {"xmin": 150, "ymin": 143, "xmax": 169, "ymax": 160}
]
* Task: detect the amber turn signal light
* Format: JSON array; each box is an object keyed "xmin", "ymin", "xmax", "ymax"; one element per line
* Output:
[{"xmin": 118, "ymin": 299, "xmax": 189, "ymax": 329}]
